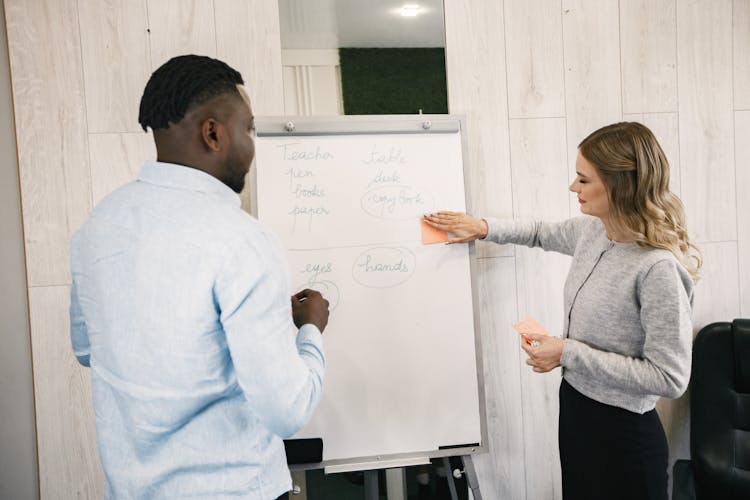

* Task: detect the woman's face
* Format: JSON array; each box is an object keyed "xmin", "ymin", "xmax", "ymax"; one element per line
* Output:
[{"xmin": 569, "ymin": 151, "xmax": 610, "ymax": 220}]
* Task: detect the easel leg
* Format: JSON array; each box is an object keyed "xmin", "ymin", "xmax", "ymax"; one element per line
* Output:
[
  {"xmin": 461, "ymin": 455, "xmax": 482, "ymax": 500},
  {"xmin": 442, "ymin": 457, "xmax": 459, "ymax": 500},
  {"xmin": 385, "ymin": 467, "xmax": 407, "ymax": 500},
  {"xmin": 290, "ymin": 470, "xmax": 307, "ymax": 499},
  {"xmin": 364, "ymin": 469, "xmax": 379, "ymax": 500}
]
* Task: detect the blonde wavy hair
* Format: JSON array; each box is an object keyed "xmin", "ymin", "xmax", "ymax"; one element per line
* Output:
[{"xmin": 579, "ymin": 122, "xmax": 702, "ymax": 281}]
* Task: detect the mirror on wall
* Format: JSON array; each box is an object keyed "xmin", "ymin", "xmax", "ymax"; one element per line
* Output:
[{"xmin": 278, "ymin": 0, "xmax": 447, "ymax": 116}]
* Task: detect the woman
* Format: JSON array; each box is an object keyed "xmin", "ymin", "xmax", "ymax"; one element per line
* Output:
[{"xmin": 423, "ymin": 122, "xmax": 701, "ymax": 500}]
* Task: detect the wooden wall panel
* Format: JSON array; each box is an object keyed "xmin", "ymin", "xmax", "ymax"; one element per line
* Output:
[
  {"xmin": 508, "ymin": 118, "xmax": 570, "ymax": 499},
  {"xmin": 88, "ymin": 133, "xmax": 156, "ymax": 204},
  {"xmin": 504, "ymin": 0, "xmax": 565, "ymax": 119},
  {"xmin": 78, "ymin": 0, "xmax": 152, "ymax": 133},
  {"xmin": 562, "ymin": 0, "xmax": 622, "ymax": 178},
  {"xmin": 5, "ymin": 0, "xmax": 92, "ymax": 287},
  {"xmin": 444, "ymin": 1, "xmax": 513, "ymax": 259},
  {"xmin": 691, "ymin": 241, "xmax": 741, "ymax": 328},
  {"xmin": 620, "ymin": 0, "xmax": 678, "ymax": 113},
  {"xmin": 146, "ymin": 0, "xmax": 217, "ymax": 70},
  {"xmin": 5, "ymin": 1, "xmax": 287, "ymax": 497},
  {"xmin": 509, "ymin": 118, "xmax": 570, "ymax": 221},
  {"xmin": 735, "ymin": 0, "xmax": 750, "ymax": 109},
  {"xmin": 736, "ymin": 111, "xmax": 750, "ymax": 316},
  {"xmin": 515, "ymin": 248, "xmax": 569, "ymax": 500},
  {"xmin": 6, "ymin": 2, "xmax": 747, "ymax": 499},
  {"xmin": 29, "ymin": 286, "xmax": 103, "ymax": 499},
  {"xmin": 215, "ymin": 0, "xmax": 285, "ymax": 116},
  {"xmin": 472, "ymin": 258, "xmax": 526, "ymax": 499},
  {"xmin": 215, "ymin": 0, "xmax": 285, "ymax": 214},
  {"xmin": 677, "ymin": 0, "xmax": 735, "ymax": 242}
]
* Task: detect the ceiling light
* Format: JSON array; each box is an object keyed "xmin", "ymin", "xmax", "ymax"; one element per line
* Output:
[{"xmin": 400, "ymin": 4, "xmax": 420, "ymax": 17}]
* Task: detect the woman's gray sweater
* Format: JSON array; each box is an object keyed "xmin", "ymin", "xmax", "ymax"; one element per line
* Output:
[{"xmin": 485, "ymin": 215, "xmax": 694, "ymax": 414}]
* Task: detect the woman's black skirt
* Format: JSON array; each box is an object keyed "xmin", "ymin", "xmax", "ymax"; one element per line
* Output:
[{"xmin": 558, "ymin": 378, "xmax": 668, "ymax": 500}]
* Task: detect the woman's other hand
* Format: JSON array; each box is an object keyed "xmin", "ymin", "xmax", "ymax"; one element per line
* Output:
[
  {"xmin": 521, "ymin": 334, "xmax": 563, "ymax": 373},
  {"xmin": 422, "ymin": 211, "xmax": 488, "ymax": 243}
]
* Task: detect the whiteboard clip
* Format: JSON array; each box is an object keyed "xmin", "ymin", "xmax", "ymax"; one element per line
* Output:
[
  {"xmin": 422, "ymin": 121, "xmax": 432, "ymax": 130},
  {"xmin": 285, "ymin": 121, "xmax": 295, "ymax": 132}
]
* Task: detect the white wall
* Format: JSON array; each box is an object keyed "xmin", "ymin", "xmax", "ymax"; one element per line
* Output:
[{"xmin": 3, "ymin": 1, "xmax": 748, "ymax": 499}]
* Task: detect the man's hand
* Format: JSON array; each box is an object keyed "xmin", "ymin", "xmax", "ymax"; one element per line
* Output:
[
  {"xmin": 291, "ymin": 289, "xmax": 330, "ymax": 333},
  {"xmin": 521, "ymin": 333, "xmax": 563, "ymax": 373}
]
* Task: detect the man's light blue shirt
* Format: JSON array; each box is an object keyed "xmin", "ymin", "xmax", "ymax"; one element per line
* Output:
[{"xmin": 70, "ymin": 161, "xmax": 325, "ymax": 499}]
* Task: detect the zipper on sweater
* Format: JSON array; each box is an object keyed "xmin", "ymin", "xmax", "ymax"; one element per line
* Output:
[{"xmin": 564, "ymin": 243, "xmax": 614, "ymax": 338}]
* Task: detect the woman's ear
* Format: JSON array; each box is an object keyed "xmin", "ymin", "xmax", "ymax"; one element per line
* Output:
[{"xmin": 201, "ymin": 118, "xmax": 223, "ymax": 152}]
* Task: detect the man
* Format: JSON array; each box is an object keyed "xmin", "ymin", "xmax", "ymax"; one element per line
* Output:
[{"xmin": 70, "ymin": 54, "xmax": 329, "ymax": 499}]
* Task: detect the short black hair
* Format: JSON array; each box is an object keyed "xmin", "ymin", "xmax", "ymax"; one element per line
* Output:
[{"xmin": 138, "ymin": 54, "xmax": 244, "ymax": 131}]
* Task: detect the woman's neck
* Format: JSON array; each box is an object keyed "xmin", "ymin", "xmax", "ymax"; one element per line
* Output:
[{"xmin": 601, "ymin": 217, "xmax": 632, "ymax": 243}]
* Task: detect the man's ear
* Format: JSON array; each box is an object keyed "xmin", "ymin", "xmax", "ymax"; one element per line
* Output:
[{"xmin": 201, "ymin": 118, "xmax": 224, "ymax": 152}]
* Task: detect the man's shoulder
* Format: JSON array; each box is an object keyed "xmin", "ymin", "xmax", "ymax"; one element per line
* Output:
[
  {"xmin": 72, "ymin": 181, "xmax": 140, "ymax": 238},
  {"xmin": 189, "ymin": 196, "xmax": 284, "ymax": 262},
  {"xmin": 76, "ymin": 180, "xmax": 276, "ymax": 254}
]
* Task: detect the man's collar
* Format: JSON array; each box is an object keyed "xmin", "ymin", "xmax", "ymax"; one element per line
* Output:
[{"xmin": 137, "ymin": 160, "xmax": 241, "ymax": 207}]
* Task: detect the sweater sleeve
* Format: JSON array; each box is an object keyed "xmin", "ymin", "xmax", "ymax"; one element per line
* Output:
[
  {"xmin": 560, "ymin": 259, "xmax": 693, "ymax": 399},
  {"xmin": 484, "ymin": 217, "xmax": 591, "ymax": 256}
]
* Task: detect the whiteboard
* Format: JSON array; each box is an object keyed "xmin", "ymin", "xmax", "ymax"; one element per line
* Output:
[{"xmin": 254, "ymin": 116, "xmax": 485, "ymax": 471}]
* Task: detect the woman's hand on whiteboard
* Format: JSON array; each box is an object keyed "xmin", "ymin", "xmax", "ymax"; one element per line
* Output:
[
  {"xmin": 422, "ymin": 211, "xmax": 488, "ymax": 243},
  {"xmin": 291, "ymin": 289, "xmax": 330, "ymax": 333},
  {"xmin": 521, "ymin": 334, "xmax": 563, "ymax": 373}
]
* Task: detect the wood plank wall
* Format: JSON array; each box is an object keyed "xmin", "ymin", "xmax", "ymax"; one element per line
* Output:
[
  {"xmin": 4, "ymin": 0, "xmax": 747, "ymax": 498},
  {"xmin": 4, "ymin": 0, "xmax": 284, "ymax": 497},
  {"xmin": 444, "ymin": 1, "xmax": 748, "ymax": 499}
]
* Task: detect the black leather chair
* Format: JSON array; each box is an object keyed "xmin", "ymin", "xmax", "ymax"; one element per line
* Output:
[{"xmin": 673, "ymin": 319, "xmax": 750, "ymax": 500}]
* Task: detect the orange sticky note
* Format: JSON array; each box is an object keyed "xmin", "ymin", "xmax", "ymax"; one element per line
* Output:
[
  {"xmin": 512, "ymin": 316, "xmax": 549, "ymax": 344},
  {"xmin": 421, "ymin": 219, "xmax": 448, "ymax": 244}
]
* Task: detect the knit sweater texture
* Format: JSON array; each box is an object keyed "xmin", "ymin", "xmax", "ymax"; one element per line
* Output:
[{"xmin": 485, "ymin": 215, "xmax": 694, "ymax": 414}]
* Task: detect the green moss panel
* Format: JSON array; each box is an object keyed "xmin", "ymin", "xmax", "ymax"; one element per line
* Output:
[{"xmin": 339, "ymin": 48, "xmax": 448, "ymax": 115}]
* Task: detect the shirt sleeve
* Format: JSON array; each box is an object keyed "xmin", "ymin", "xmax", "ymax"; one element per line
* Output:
[
  {"xmin": 560, "ymin": 259, "xmax": 693, "ymax": 399},
  {"xmin": 70, "ymin": 277, "xmax": 91, "ymax": 367},
  {"xmin": 484, "ymin": 217, "xmax": 590, "ymax": 256},
  {"xmin": 214, "ymin": 230, "xmax": 325, "ymax": 439}
]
